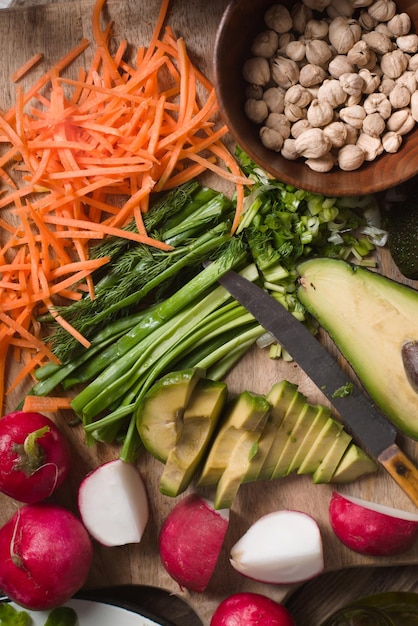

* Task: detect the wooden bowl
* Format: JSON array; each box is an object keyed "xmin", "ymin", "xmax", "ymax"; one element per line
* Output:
[{"xmin": 213, "ymin": 0, "xmax": 418, "ymax": 196}]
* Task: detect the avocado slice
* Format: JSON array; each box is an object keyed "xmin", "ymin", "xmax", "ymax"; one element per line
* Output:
[
  {"xmin": 312, "ymin": 429, "xmax": 352, "ymax": 484},
  {"xmin": 159, "ymin": 379, "xmax": 228, "ymax": 496},
  {"xmin": 213, "ymin": 429, "xmax": 263, "ymax": 509},
  {"xmin": 244, "ymin": 380, "xmax": 299, "ymax": 482},
  {"xmin": 331, "ymin": 443, "xmax": 378, "ymax": 483},
  {"xmin": 271, "ymin": 401, "xmax": 323, "ymax": 479},
  {"xmin": 197, "ymin": 391, "xmax": 271, "ymax": 487},
  {"xmin": 297, "ymin": 257, "xmax": 418, "ymax": 439},
  {"xmin": 257, "ymin": 381, "xmax": 301, "ymax": 480},
  {"xmin": 136, "ymin": 368, "xmax": 204, "ymax": 462},
  {"xmin": 297, "ymin": 416, "xmax": 344, "ymax": 475},
  {"xmin": 284, "ymin": 405, "xmax": 329, "ymax": 476}
]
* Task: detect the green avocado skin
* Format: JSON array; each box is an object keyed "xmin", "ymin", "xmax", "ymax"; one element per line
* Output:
[
  {"xmin": 296, "ymin": 257, "xmax": 418, "ymax": 439},
  {"xmin": 385, "ymin": 178, "xmax": 418, "ymax": 280}
]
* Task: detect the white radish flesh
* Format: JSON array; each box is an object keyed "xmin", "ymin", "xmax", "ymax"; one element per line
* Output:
[
  {"xmin": 78, "ymin": 459, "xmax": 149, "ymax": 547},
  {"xmin": 230, "ymin": 510, "xmax": 324, "ymax": 584}
]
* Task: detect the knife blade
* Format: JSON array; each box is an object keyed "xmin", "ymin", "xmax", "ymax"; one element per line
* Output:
[{"xmin": 218, "ymin": 269, "xmax": 418, "ymax": 508}]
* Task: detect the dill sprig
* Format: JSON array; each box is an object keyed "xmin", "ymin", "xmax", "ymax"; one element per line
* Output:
[{"xmin": 48, "ymin": 183, "xmax": 234, "ymax": 362}]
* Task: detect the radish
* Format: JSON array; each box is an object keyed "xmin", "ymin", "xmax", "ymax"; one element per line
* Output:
[
  {"xmin": 210, "ymin": 592, "xmax": 295, "ymax": 626},
  {"xmin": 159, "ymin": 493, "xmax": 229, "ymax": 592},
  {"xmin": 329, "ymin": 491, "xmax": 418, "ymax": 556},
  {"xmin": 0, "ymin": 411, "xmax": 71, "ymax": 503},
  {"xmin": 0, "ymin": 503, "xmax": 93, "ymax": 610},
  {"xmin": 230, "ymin": 510, "xmax": 324, "ymax": 584},
  {"xmin": 78, "ymin": 459, "xmax": 149, "ymax": 547}
]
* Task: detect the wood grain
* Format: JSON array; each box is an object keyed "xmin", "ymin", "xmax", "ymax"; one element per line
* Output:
[{"xmin": 0, "ymin": 2, "xmax": 418, "ymax": 624}]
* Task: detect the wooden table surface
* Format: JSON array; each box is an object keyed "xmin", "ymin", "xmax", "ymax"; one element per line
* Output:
[{"xmin": 1, "ymin": 1, "xmax": 418, "ymax": 624}]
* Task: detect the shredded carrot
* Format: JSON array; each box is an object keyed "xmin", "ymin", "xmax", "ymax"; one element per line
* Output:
[
  {"xmin": 11, "ymin": 53, "xmax": 44, "ymax": 83},
  {"xmin": 0, "ymin": 0, "xmax": 251, "ymax": 412},
  {"xmin": 22, "ymin": 395, "xmax": 73, "ymax": 413}
]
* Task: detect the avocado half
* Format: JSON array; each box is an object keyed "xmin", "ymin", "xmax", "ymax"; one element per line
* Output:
[{"xmin": 297, "ymin": 258, "xmax": 418, "ymax": 439}]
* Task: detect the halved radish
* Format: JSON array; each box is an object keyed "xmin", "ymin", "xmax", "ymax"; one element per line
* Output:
[
  {"xmin": 230, "ymin": 510, "xmax": 324, "ymax": 584},
  {"xmin": 210, "ymin": 592, "xmax": 296, "ymax": 625},
  {"xmin": 78, "ymin": 459, "xmax": 149, "ymax": 547},
  {"xmin": 159, "ymin": 494, "xmax": 229, "ymax": 592},
  {"xmin": 329, "ymin": 491, "xmax": 418, "ymax": 556}
]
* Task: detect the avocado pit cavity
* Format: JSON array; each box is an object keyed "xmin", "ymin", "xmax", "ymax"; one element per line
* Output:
[{"xmin": 402, "ymin": 341, "xmax": 418, "ymax": 394}]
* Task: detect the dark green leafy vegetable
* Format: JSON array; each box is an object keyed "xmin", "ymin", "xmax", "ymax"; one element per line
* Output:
[
  {"xmin": 0, "ymin": 603, "xmax": 78, "ymax": 626},
  {"xmin": 234, "ymin": 148, "xmax": 385, "ymax": 351},
  {"xmin": 236, "ymin": 147, "xmax": 381, "ymax": 294},
  {"xmin": 47, "ymin": 182, "xmax": 234, "ymax": 361},
  {"xmin": 43, "ymin": 606, "xmax": 78, "ymax": 626},
  {"xmin": 0, "ymin": 604, "xmax": 31, "ymax": 626}
]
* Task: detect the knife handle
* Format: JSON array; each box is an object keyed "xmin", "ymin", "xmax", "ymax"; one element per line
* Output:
[{"xmin": 378, "ymin": 444, "xmax": 418, "ymax": 509}]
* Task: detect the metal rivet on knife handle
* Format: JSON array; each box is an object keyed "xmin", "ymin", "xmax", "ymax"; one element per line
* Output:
[{"xmin": 378, "ymin": 444, "xmax": 418, "ymax": 508}]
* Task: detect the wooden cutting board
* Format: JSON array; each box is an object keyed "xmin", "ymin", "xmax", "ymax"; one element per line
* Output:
[{"xmin": 1, "ymin": 1, "xmax": 418, "ymax": 624}]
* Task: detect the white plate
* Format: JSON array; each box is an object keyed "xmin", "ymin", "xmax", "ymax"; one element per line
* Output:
[{"xmin": 8, "ymin": 598, "xmax": 165, "ymax": 626}]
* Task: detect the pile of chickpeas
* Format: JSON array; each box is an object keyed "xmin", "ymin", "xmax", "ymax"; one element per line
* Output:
[{"xmin": 243, "ymin": 0, "xmax": 418, "ymax": 172}]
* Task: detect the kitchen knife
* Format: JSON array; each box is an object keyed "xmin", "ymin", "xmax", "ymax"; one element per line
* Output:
[{"xmin": 218, "ymin": 269, "xmax": 418, "ymax": 508}]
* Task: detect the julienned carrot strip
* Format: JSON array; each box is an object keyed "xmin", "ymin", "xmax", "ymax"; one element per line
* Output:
[
  {"xmin": 28, "ymin": 205, "xmax": 73, "ymax": 266},
  {"xmin": 143, "ymin": 0, "xmax": 170, "ymax": 63},
  {"xmin": 155, "ymin": 88, "xmax": 218, "ymax": 151},
  {"xmin": 42, "ymin": 215, "xmax": 173, "ymax": 250},
  {"xmin": 0, "ymin": 109, "xmax": 30, "ymax": 167},
  {"xmin": 0, "ymin": 0, "xmax": 251, "ymax": 410},
  {"xmin": 11, "ymin": 53, "xmax": 44, "ymax": 83},
  {"xmin": 0, "ymin": 217, "xmax": 18, "ymax": 235},
  {"xmin": 0, "ymin": 312, "xmax": 57, "ymax": 362},
  {"xmin": 1, "ymin": 258, "xmax": 110, "ymax": 312},
  {"xmin": 45, "ymin": 299, "xmax": 91, "ymax": 350},
  {"xmin": 4, "ymin": 38, "xmax": 90, "ymax": 124},
  {"xmin": 7, "ymin": 349, "xmax": 45, "ymax": 394},
  {"xmin": 159, "ymin": 160, "xmax": 214, "ymax": 190},
  {"xmin": 106, "ymin": 177, "xmax": 155, "ymax": 227},
  {"xmin": 184, "ymin": 152, "xmax": 250, "ymax": 185},
  {"xmin": 49, "ymin": 258, "xmax": 109, "ymax": 278},
  {"xmin": 73, "ymin": 239, "xmax": 96, "ymax": 300},
  {"xmin": 22, "ymin": 395, "xmax": 73, "ymax": 412}
]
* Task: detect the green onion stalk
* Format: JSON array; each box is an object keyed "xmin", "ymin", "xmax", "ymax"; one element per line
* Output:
[
  {"xmin": 33, "ymin": 242, "xmax": 262, "ymax": 461},
  {"xmin": 233, "ymin": 147, "xmax": 387, "ymax": 353},
  {"xmin": 46, "ymin": 181, "xmax": 235, "ymax": 362},
  {"xmin": 29, "ymin": 157, "xmax": 387, "ymax": 460}
]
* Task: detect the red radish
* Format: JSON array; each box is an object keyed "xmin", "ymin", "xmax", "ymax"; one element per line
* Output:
[
  {"xmin": 159, "ymin": 493, "xmax": 229, "ymax": 592},
  {"xmin": 210, "ymin": 592, "xmax": 295, "ymax": 626},
  {"xmin": 329, "ymin": 491, "xmax": 418, "ymax": 556},
  {"xmin": 0, "ymin": 503, "xmax": 93, "ymax": 610},
  {"xmin": 78, "ymin": 459, "xmax": 149, "ymax": 546},
  {"xmin": 230, "ymin": 510, "xmax": 324, "ymax": 584},
  {"xmin": 0, "ymin": 411, "xmax": 71, "ymax": 503}
]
